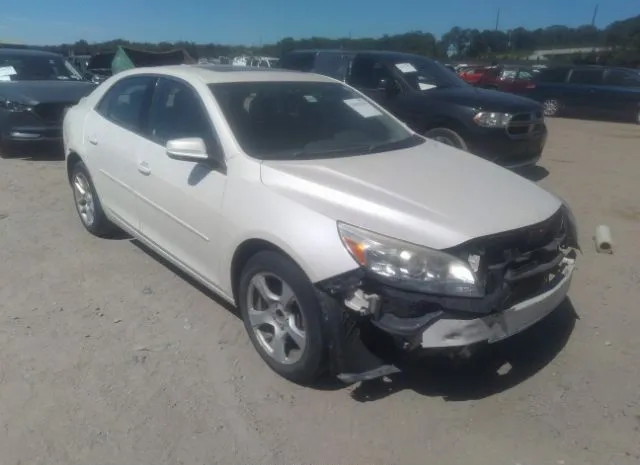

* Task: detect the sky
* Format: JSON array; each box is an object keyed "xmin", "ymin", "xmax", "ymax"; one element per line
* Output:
[{"xmin": 0, "ymin": 0, "xmax": 637, "ymax": 46}]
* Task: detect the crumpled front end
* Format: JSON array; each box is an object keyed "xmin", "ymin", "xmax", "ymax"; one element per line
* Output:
[{"xmin": 316, "ymin": 205, "xmax": 579, "ymax": 384}]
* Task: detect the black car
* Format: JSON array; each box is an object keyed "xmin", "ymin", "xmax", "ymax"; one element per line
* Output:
[
  {"xmin": 0, "ymin": 48, "xmax": 96, "ymax": 156},
  {"xmin": 281, "ymin": 50, "xmax": 547, "ymax": 169},
  {"xmin": 524, "ymin": 65, "xmax": 640, "ymax": 124}
]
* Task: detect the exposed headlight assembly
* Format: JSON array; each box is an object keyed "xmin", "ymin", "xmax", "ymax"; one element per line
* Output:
[
  {"xmin": 338, "ymin": 222, "xmax": 483, "ymax": 297},
  {"xmin": 0, "ymin": 98, "xmax": 32, "ymax": 112},
  {"xmin": 473, "ymin": 111, "xmax": 512, "ymax": 128}
]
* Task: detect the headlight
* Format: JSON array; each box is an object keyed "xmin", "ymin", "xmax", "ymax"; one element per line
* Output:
[
  {"xmin": 473, "ymin": 111, "xmax": 512, "ymax": 128},
  {"xmin": 0, "ymin": 98, "xmax": 32, "ymax": 112},
  {"xmin": 337, "ymin": 222, "xmax": 483, "ymax": 297}
]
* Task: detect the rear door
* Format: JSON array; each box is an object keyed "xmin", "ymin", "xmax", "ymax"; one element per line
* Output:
[
  {"xmin": 564, "ymin": 68, "xmax": 606, "ymax": 116},
  {"xmin": 602, "ymin": 69, "xmax": 640, "ymax": 120},
  {"xmin": 83, "ymin": 75, "xmax": 155, "ymax": 231}
]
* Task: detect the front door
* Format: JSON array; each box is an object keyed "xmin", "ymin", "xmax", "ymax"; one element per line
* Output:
[
  {"xmin": 84, "ymin": 75, "xmax": 155, "ymax": 231},
  {"xmin": 135, "ymin": 77, "xmax": 227, "ymax": 286}
]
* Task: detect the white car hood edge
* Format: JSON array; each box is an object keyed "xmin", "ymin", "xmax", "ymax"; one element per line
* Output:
[{"xmin": 260, "ymin": 140, "xmax": 562, "ymax": 250}]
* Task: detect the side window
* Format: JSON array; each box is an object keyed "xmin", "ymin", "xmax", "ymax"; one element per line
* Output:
[
  {"xmin": 569, "ymin": 69, "xmax": 603, "ymax": 85},
  {"xmin": 281, "ymin": 52, "xmax": 315, "ymax": 72},
  {"xmin": 517, "ymin": 69, "xmax": 534, "ymax": 80},
  {"xmin": 314, "ymin": 53, "xmax": 349, "ymax": 80},
  {"xmin": 537, "ymin": 68, "xmax": 569, "ymax": 83},
  {"xmin": 95, "ymin": 76, "xmax": 153, "ymax": 132},
  {"xmin": 604, "ymin": 69, "xmax": 640, "ymax": 87},
  {"xmin": 147, "ymin": 78, "xmax": 214, "ymax": 145},
  {"xmin": 500, "ymin": 69, "xmax": 517, "ymax": 79},
  {"xmin": 347, "ymin": 56, "xmax": 393, "ymax": 89}
]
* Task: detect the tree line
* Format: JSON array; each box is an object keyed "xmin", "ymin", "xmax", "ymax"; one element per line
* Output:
[{"xmin": 39, "ymin": 14, "xmax": 640, "ymax": 66}]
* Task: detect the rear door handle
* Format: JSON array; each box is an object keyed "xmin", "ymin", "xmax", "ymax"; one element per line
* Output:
[
  {"xmin": 137, "ymin": 161, "xmax": 151, "ymax": 175},
  {"xmin": 88, "ymin": 135, "xmax": 98, "ymax": 145}
]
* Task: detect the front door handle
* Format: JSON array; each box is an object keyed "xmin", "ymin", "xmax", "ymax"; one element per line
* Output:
[
  {"xmin": 137, "ymin": 161, "xmax": 151, "ymax": 175},
  {"xmin": 88, "ymin": 135, "xmax": 98, "ymax": 145}
]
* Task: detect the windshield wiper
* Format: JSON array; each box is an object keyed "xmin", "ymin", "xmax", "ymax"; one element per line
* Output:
[
  {"xmin": 366, "ymin": 135, "xmax": 421, "ymax": 153},
  {"xmin": 290, "ymin": 144, "xmax": 372, "ymax": 160}
]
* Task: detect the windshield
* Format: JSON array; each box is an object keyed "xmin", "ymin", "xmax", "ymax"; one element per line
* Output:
[
  {"xmin": 209, "ymin": 81, "xmax": 422, "ymax": 161},
  {"xmin": 390, "ymin": 56, "xmax": 467, "ymax": 91},
  {"xmin": 0, "ymin": 54, "xmax": 84, "ymax": 82}
]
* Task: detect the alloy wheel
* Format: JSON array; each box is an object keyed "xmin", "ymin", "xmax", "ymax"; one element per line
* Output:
[
  {"xmin": 72, "ymin": 172, "xmax": 96, "ymax": 227},
  {"xmin": 246, "ymin": 272, "xmax": 307, "ymax": 365}
]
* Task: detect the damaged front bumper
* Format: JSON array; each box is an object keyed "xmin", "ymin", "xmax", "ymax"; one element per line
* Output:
[{"xmin": 316, "ymin": 207, "xmax": 579, "ymax": 383}]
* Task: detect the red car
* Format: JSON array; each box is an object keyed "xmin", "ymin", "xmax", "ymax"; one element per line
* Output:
[
  {"xmin": 475, "ymin": 67, "xmax": 538, "ymax": 94},
  {"xmin": 457, "ymin": 66, "xmax": 493, "ymax": 85}
]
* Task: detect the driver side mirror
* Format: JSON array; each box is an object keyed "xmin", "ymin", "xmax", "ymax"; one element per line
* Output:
[
  {"xmin": 378, "ymin": 78, "xmax": 400, "ymax": 97},
  {"xmin": 166, "ymin": 137, "xmax": 209, "ymax": 162}
]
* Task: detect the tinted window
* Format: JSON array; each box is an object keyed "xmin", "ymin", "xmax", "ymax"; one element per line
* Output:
[
  {"xmin": 604, "ymin": 69, "xmax": 640, "ymax": 87},
  {"xmin": 209, "ymin": 81, "xmax": 419, "ymax": 160},
  {"xmin": 347, "ymin": 56, "xmax": 394, "ymax": 89},
  {"xmin": 314, "ymin": 53, "xmax": 350, "ymax": 80},
  {"xmin": 147, "ymin": 78, "xmax": 213, "ymax": 145},
  {"xmin": 281, "ymin": 52, "xmax": 315, "ymax": 72},
  {"xmin": 569, "ymin": 69, "xmax": 603, "ymax": 85},
  {"xmin": 537, "ymin": 68, "xmax": 569, "ymax": 83},
  {"xmin": 0, "ymin": 53, "xmax": 83, "ymax": 81},
  {"xmin": 96, "ymin": 76, "xmax": 153, "ymax": 132}
]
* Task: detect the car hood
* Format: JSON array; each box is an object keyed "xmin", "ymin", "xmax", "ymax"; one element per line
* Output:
[
  {"xmin": 0, "ymin": 81, "xmax": 96, "ymax": 105},
  {"xmin": 260, "ymin": 140, "xmax": 561, "ymax": 250},
  {"xmin": 425, "ymin": 86, "xmax": 542, "ymax": 113}
]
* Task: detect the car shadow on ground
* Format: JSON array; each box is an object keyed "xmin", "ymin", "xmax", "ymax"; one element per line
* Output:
[
  {"xmin": 515, "ymin": 165, "xmax": 550, "ymax": 182},
  {"xmin": 1, "ymin": 143, "xmax": 65, "ymax": 161},
  {"xmin": 130, "ymin": 239, "xmax": 240, "ymax": 316},
  {"xmin": 350, "ymin": 299, "xmax": 578, "ymax": 403}
]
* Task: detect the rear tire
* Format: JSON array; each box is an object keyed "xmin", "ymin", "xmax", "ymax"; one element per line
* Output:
[
  {"xmin": 70, "ymin": 161, "xmax": 117, "ymax": 237},
  {"xmin": 424, "ymin": 128, "xmax": 468, "ymax": 151},
  {"xmin": 238, "ymin": 250, "xmax": 327, "ymax": 384}
]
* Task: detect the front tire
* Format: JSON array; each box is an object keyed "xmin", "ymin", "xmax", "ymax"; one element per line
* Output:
[
  {"xmin": 238, "ymin": 251, "xmax": 327, "ymax": 384},
  {"xmin": 70, "ymin": 161, "xmax": 116, "ymax": 237},
  {"xmin": 424, "ymin": 127, "xmax": 468, "ymax": 151}
]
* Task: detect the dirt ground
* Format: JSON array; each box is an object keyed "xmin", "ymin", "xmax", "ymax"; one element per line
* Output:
[{"xmin": 1, "ymin": 118, "xmax": 639, "ymax": 465}]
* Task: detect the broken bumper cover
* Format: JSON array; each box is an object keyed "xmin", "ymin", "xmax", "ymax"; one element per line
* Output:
[
  {"xmin": 316, "ymin": 207, "xmax": 578, "ymax": 383},
  {"xmin": 418, "ymin": 256, "xmax": 574, "ymax": 347}
]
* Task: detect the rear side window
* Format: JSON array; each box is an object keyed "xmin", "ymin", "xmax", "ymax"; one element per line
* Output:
[
  {"xmin": 604, "ymin": 69, "xmax": 640, "ymax": 87},
  {"xmin": 537, "ymin": 68, "xmax": 569, "ymax": 83},
  {"xmin": 314, "ymin": 53, "xmax": 350, "ymax": 80},
  {"xmin": 569, "ymin": 69, "xmax": 603, "ymax": 85},
  {"xmin": 516, "ymin": 69, "xmax": 535, "ymax": 80},
  {"xmin": 96, "ymin": 76, "xmax": 154, "ymax": 132},
  {"xmin": 281, "ymin": 52, "xmax": 316, "ymax": 72}
]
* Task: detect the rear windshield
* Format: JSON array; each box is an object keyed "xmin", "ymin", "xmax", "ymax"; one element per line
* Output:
[{"xmin": 0, "ymin": 53, "xmax": 84, "ymax": 81}]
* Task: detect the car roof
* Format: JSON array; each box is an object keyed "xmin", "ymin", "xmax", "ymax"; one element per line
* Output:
[
  {"xmin": 115, "ymin": 64, "xmax": 337, "ymax": 84},
  {"xmin": 0, "ymin": 47, "xmax": 62, "ymax": 58}
]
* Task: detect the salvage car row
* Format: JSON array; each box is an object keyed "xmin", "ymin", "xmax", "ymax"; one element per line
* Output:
[{"xmin": 2, "ymin": 46, "xmax": 580, "ymax": 385}]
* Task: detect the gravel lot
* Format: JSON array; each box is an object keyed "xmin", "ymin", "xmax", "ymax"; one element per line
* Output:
[{"xmin": 1, "ymin": 118, "xmax": 639, "ymax": 465}]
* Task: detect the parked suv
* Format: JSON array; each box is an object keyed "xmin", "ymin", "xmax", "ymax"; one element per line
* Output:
[
  {"xmin": 281, "ymin": 50, "xmax": 547, "ymax": 169},
  {"xmin": 525, "ymin": 65, "xmax": 640, "ymax": 123},
  {"xmin": 0, "ymin": 48, "xmax": 95, "ymax": 156}
]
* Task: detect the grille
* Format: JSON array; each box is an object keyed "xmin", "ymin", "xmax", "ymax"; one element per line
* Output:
[
  {"xmin": 33, "ymin": 103, "xmax": 70, "ymax": 123},
  {"xmin": 506, "ymin": 111, "xmax": 545, "ymax": 138}
]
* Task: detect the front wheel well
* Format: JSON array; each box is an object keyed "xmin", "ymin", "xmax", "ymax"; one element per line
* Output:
[
  {"xmin": 230, "ymin": 239, "xmax": 297, "ymax": 305},
  {"xmin": 66, "ymin": 152, "xmax": 82, "ymax": 183}
]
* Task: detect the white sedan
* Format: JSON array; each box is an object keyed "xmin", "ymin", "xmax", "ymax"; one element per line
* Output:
[{"xmin": 63, "ymin": 65, "xmax": 579, "ymax": 384}]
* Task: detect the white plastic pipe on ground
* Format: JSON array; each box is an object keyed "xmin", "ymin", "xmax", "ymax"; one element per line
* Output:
[{"xmin": 595, "ymin": 225, "xmax": 613, "ymax": 254}]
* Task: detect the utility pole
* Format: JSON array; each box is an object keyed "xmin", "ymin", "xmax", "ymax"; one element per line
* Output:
[
  {"xmin": 495, "ymin": 8, "xmax": 500, "ymax": 31},
  {"xmin": 591, "ymin": 4, "xmax": 599, "ymax": 27}
]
